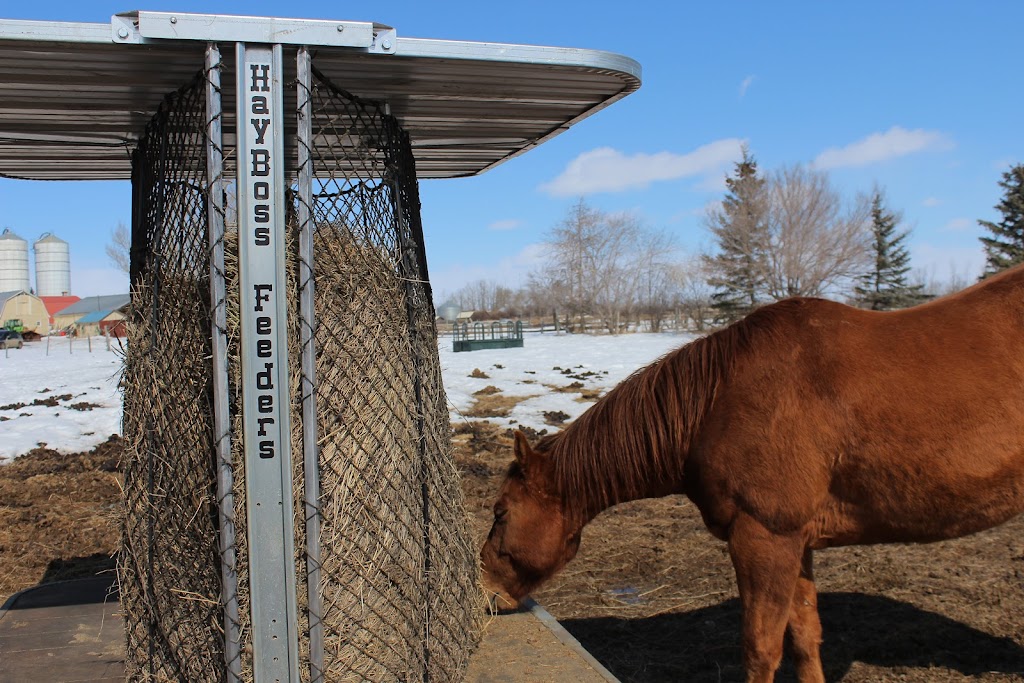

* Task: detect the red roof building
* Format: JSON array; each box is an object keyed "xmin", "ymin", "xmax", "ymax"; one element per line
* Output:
[{"xmin": 40, "ymin": 295, "xmax": 80, "ymax": 326}]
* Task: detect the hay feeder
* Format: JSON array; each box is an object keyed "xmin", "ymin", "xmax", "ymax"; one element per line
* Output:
[{"xmin": 0, "ymin": 11, "xmax": 640, "ymax": 681}]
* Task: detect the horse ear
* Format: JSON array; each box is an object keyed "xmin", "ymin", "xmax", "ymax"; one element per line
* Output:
[{"xmin": 513, "ymin": 430, "xmax": 540, "ymax": 472}]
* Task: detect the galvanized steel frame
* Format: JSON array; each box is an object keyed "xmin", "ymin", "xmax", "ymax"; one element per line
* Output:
[
  {"xmin": 295, "ymin": 45, "xmax": 326, "ymax": 683},
  {"xmin": 0, "ymin": 12, "xmax": 641, "ymax": 180},
  {"xmin": 204, "ymin": 42, "xmax": 243, "ymax": 683},
  {"xmin": 235, "ymin": 41, "xmax": 301, "ymax": 682}
]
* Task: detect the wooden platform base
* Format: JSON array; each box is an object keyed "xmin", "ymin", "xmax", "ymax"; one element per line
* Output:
[{"xmin": 0, "ymin": 580, "xmax": 616, "ymax": 682}]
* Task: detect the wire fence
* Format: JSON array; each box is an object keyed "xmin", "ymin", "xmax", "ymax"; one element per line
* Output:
[{"xmin": 120, "ymin": 53, "xmax": 480, "ymax": 683}]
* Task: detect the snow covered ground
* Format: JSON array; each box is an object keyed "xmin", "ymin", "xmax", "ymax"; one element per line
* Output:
[
  {"xmin": 0, "ymin": 331, "xmax": 695, "ymax": 463},
  {"xmin": 438, "ymin": 331, "xmax": 694, "ymax": 432},
  {"xmin": 0, "ymin": 335, "xmax": 125, "ymax": 462}
]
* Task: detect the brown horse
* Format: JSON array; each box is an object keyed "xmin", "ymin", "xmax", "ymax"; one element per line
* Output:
[{"xmin": 480, "ymin": 263, "xmax": 1024, "ymax": 683}]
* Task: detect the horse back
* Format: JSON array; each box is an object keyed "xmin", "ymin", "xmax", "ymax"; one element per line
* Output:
[{"xmin": 688, "ymin": 265, "xmax": 1024, "ymax": 546}]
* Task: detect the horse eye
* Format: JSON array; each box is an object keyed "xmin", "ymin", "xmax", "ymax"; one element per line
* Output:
[{"xmin": 494, "ymin": 507, "xmax": 508, "ymax": 522}]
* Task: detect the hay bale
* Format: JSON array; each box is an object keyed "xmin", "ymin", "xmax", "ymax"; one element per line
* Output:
[
  {"xmin": 295, "ymin": 217, "xmax": 480, "ymax": 679},
  {"xmin": 121, "ymin": 277, "xmax": 225, "ymax": 682}
]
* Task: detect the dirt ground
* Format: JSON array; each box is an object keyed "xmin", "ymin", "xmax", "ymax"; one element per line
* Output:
[
  {"xmin": 0, "ymin": 437, "xmax": 122, "ymax": 605},
  {"xmin": 2, "ymin": 423, "xmax": 1023, "ymax": 682}
]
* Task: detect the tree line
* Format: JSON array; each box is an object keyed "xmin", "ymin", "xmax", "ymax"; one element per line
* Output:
[
  {"xmin": 441, "ymin": 154, "xmax": 1024, "ymax": 332},
  {"xmin": 101, "ymin": 157, "xmax": 1024, "ymax": 332}
]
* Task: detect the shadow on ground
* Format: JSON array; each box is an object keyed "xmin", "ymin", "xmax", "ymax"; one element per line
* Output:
[
  {"xmin": 561, "ymin": 593, "xmax": 1024, "ymax": 682},
  {"xmin": 40, "ymin": 553, "xmax": 117, "ymax": 586},
  {"xmin": 1, "ymin": 555, "xmax": 119, "ymax": 610}
]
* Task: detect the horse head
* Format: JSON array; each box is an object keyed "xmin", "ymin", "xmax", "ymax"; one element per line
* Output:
[{"xmin": 480, "ymin": 430, "xmax": 582, "ymax": 610}]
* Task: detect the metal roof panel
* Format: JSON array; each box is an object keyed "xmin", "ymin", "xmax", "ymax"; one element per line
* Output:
[
  {"xmin": 0, "ymin": 12, "xmax": 640, "ymax": 180},
  {"xmin": 53, "ymin": 293, "xmax": 130, "ymax": 316}
]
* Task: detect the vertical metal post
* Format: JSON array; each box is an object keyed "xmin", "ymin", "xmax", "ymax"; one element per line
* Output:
[
  {"xmin": 235, "ymin": 41, "xmax": 301, "ymax": 683},
  {"xmin": 296, "ymin": 45, "xmax": 325, "ymax": 683},
  {"xmin": 205, "ymin": 42, "xmax": 242, "ymax": 682}
]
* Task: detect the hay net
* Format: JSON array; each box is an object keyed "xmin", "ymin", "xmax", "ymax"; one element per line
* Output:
[
  {"xmin": 121, "ymin": 70, "xmax": 225, "ymax": 683},
  {"xmin": 121, "ymin": 57, "xmax": 480, "ymax": 682}
]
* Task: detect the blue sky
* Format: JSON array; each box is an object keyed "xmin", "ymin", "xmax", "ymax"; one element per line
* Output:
[{"xmin": 1, "ymin": 2, "xmax": 1021, "ymax": 298}]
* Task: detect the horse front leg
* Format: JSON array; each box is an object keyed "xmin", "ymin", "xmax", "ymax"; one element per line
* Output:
[
  {"xmin": 728, "ymin": 512, "xmax": 804, "ymax": 683},
  {"xmin": 786, "ymin": 548, "xmax": 825, "ymax": 683}
]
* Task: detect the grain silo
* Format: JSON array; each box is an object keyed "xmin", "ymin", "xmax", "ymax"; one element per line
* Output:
[
  {"xmin": 0, "ymin": 228, "xmax": 30, "ymax": 292},
  {"xmin": 34, "ymin": 232, "xmax": 71, "ymax": 296},
  {"xmin": 438, "ymin": 301, "xmax": 461, "ymax": 322}
]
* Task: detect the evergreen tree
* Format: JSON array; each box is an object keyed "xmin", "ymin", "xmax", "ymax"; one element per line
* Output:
[
  {"xmin": 703, "ymin": 147, "xmax": 770, "ymax": 321},
  {"xmin": 854, "ymin": 191, "xmax": 928, "ymax": 310},
  {"xmin": 978, "ymin": 163, "xmax": 1024, "ymax": 278}
]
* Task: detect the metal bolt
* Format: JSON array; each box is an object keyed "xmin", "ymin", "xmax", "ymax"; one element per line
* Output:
[
  {"xmin": 169, "ymin": 16, "xmax": 177, "ymax": 24},
  {"xmin": 117, "ymin": 27, "xmax": 129, "ymax": 39},
  {"xmin": 336, "ymin": 24, "xmax": 345, "ymax": 32},
  {"xmin": 381, "ymin": 39, "xmax": 393, "ymax": 50}
]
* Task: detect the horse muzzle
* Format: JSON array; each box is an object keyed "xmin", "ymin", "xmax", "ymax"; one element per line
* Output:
[{"xmin": 481, "ymin": 575, "xmax": 521, "ymax": 613}]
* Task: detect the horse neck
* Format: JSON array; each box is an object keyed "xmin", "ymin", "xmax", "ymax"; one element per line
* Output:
[{"xmin": 549, "ymin": 335, "xmax": 725, "ymax": 525}]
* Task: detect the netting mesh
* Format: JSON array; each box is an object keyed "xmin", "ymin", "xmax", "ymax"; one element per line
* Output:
[
  {"xmin": 121, "ymin": 72, "xmax": 226, "ymax": 681},
  {"xmin": 299, "ymin": 67, "xmax": 481, "ymax": 681},
  {"xmin": 120, "ymin": 58, "xmax": 480, "ymax": 683}
]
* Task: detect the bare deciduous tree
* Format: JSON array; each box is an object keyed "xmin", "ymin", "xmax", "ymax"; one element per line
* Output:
[
  {"xmin": 912, "ymin": 263, "xmax": 975, "ymax": 299},
  {"xmin": 765, "ymin": 164, "xmax": 872, "ymax": 299},
  {"xmin": 590, "ymin": 212, "xmax": 644, "ymax": 333},
  {"xmin": 524, "ymin": 268, "xmax": 568, "ymax": 325},
  {"xmin": 538, "ymin": 199, "xmax": 677, "ymax": 333},
  {"xmin": 448, "ymin": 279, "xmax": 525, "ymax": 318},
  {"xmin": 105, "ymin": 221, "xmax": 130, "ymax": 274},
  {"xmin": 542, "ymin": 199, "xmax": 627, "ymax": 330},
  {"xmin": 633, "ymin": 228, "xmax": 679, "ymax": 332},
  {"xmin": 671, "ymin": 258, "xmax": 717, "ymax": 331}
]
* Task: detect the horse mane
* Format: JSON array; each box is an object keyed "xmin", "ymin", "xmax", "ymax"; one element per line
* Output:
[{"xmin": 544, "ymin": 304, "xmax": 795, "ymax": 522}]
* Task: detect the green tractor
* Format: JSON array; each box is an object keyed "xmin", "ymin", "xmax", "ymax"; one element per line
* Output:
[{"xmin": 3, "ymin": 319, "xmax": 24, "ymax": 333}]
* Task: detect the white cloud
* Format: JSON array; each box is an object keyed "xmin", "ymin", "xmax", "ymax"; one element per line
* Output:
[
  {"xmin": 813, "ymin": 126, "xmax": 953, "ymax": 169},
  {"xmin": 540, "ymin": 139, "xmax": 745, "ymax": 196},
  {"xmin": 693, "ymin": 173, "xmax": 730, "ymax": 193},
  {"xmin": 922, "ymin": 197, "xmax": 943, "ymax": 207},
  {"xmin": 488, "ymin": 219, "xmax": 521, "ymax": 231},
  {"xmin": 942, "ymin": 217, "xmax": 972, "ymax": 232},
  {"xmin": 739, "ymin": 75, "xmax": 755, "ymax": 98}
]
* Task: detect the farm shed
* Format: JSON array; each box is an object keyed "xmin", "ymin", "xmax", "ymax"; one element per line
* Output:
[
  {"xmin": 74, "ymin": 306, "xmax": 128, "ymax": 337},
  {"xmin": 39, "ymin": 294, "xmax": 80, "ymax": 327},
  {"xmin": 0, "ymin": 10, "xmax": 640, "ymax": 683},
  {"xmin": 0, "ymin": 290, "xmax": 48, "ymax": 333},
  {"xmin": 51, "ymin": 293, "xmax": 130, "ymax": 332}
]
